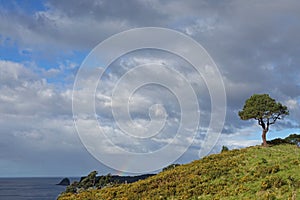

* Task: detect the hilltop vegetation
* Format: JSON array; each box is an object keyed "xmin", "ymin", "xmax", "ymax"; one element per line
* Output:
[{"xmin": 58, "ymin": 136, "xmax": 300, "ymax": 200}]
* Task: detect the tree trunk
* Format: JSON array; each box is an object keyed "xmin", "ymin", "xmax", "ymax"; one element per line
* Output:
[{"xmin": 262, "ymin": 129, "xmax": 268, "ymax": 146}]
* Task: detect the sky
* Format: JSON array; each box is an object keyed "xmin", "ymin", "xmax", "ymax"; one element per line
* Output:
[{"xmin": 0, "ymin": 0, "xmax": 300, "ymax": 177}]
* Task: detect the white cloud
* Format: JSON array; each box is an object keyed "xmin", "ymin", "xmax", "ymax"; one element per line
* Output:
[
  {"xmin": 0, "ymin": 60, "xmax": 88, "ymax": 175},
  {"xmin": 216, "ymin": 125, "xmax": 262, "ymax": 151},
  {"xmin": 285, "ymin": 99, "xmax": 298, "ymax": 110}
]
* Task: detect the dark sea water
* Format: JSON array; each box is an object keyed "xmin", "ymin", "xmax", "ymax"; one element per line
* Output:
[{"xmin": 0, "ymin": 177, "xmax": 77, "ymax": 200}]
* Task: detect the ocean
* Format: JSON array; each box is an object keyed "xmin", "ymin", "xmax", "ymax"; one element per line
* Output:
[{"xmin": 0, "ymin": 177, "xmax": 77, "ymax": 200}]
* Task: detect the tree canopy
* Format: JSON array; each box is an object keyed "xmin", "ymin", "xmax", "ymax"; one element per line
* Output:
[{"xmin": 239, "ymin": 94, "xmax": 289, "ymax": 146}]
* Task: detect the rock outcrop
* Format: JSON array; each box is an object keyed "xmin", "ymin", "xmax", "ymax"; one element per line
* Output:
[{"xmin": 57, "ymin": 178, "xmax": 70, "ymax": 186}]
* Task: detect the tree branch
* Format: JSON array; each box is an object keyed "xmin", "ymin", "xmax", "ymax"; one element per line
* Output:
[
  {"xmin": 258, "ymin": 118, "xmax": 266, "ymax": 129},
  {"xmin": 269, "ymin": 113, "xmax": 281, "ymax": 125}
]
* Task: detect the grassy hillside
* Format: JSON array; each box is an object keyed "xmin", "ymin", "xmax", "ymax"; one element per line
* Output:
[{"xmin": 58, "ymin": 144, "xmax": 300, "ymax": 200}]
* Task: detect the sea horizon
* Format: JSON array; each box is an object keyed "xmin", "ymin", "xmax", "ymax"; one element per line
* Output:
[{"xmin": 0, "ymin": 177, "xmax": 79, "ymax": 200}]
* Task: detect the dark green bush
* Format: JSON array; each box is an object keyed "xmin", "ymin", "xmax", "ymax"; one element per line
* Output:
[{"xmin": 221, "ymin": 145, "xmax": 229, "ymax": 152}]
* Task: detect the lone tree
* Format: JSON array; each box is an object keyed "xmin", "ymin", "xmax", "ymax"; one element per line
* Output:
[{"xmin": 239, "ymin": 94, "xmax": 289, "ymax": 146}]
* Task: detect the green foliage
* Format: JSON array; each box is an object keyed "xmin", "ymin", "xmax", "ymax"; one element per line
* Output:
[
  {"xmin": 78, "ymin": 170, "xmax": 98, "ymax": 189},
  {"xmin": 239, "ymin": 94, "xmax": 289, "ymax": 146},
  {"xmin": 63, "ymin": 172, "xmax": 118, "ymax": 194},
  {"xmin": 268, "ymin": 134, "xmax": 300, "ymax": 145},
  {"xmin": 65, "ymin": 181, "xmax": 79, "ymax": 194},
  {"xmin": 261, "ymin": 176, "xmax": 286, "ymax": 190},
  {"xmin": 285, "ymin": 134, "xmax": 300, "ymax": 144},
  {"xmin": 58, "ymin": 139, "xmax": 300, "ymax": 200},
  {"xmin": 238, "ymin": 94, "xmax": 289, "ymax": 121},
  {"xmin": 96, "ymin": 173, "xmax": 114, "ymax": 188},
  {"xmin": 221, "ymin": 145, "xmax": 229, "ymax": 152}
]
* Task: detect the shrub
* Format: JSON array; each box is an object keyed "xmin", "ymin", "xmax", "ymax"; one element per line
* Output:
[
  {"xmin": 221, "ymin": 146, "xmax": 229, "ymax": 152},
  {"xmin": 261, "ymin": 176, "xmax": 286, "ymax": 190}
]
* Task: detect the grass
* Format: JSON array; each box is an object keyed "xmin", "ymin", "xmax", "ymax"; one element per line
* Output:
[{"xmin": 58, "ymin": 144, "xmax": 300, "ymax": 200}]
